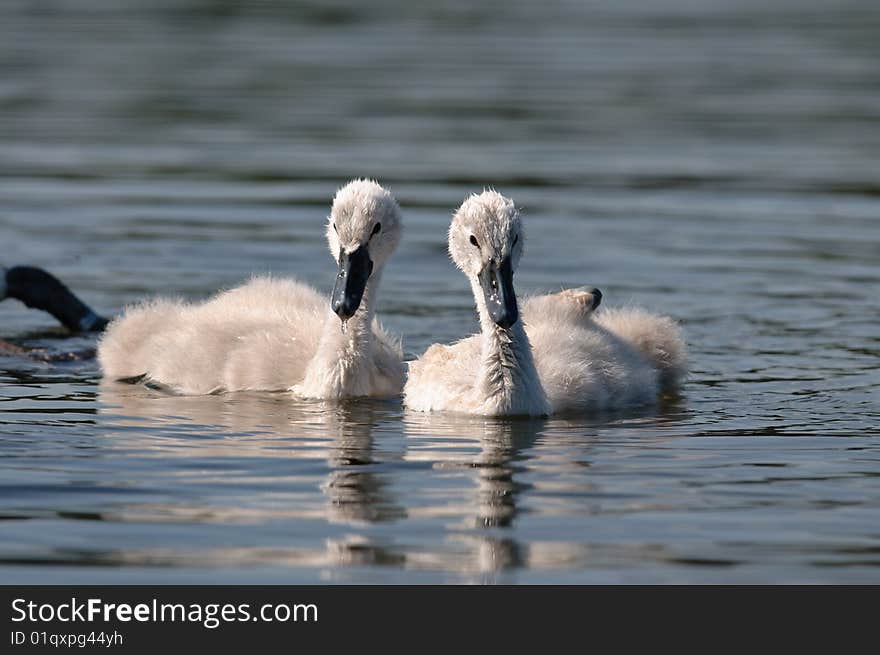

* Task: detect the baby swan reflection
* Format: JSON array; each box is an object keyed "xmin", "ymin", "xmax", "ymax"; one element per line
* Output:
[
  {"xmin": 98, "ymin": 179, "xmax": 405, "ymax": 399},
  {"xmin": 404, "ymin": 191, "xmax": 686, "ymax": 416}
]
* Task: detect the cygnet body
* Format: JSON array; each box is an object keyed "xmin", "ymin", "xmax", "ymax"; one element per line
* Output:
[
  {"xmin": 98, "ymin": 179, "xmax": 405, "ymax": 399},
  {"xmin": 404, "ymin": 191, "xmax": 686, "ymax": 416}
]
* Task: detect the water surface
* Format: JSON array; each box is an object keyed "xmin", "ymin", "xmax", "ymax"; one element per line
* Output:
[{"xmin": 1, "ymin": 0, "xmax": 879, "ymax": 583}]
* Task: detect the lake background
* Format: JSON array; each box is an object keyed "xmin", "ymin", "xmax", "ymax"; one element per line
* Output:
[{"xmin": 1, "ymin": 0, "xmax": 878, "ymax": 583}]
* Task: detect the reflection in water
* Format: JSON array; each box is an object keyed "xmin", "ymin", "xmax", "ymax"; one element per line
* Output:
[
  {"xmin": 96, "ymin": 383, "xmax": 406, "ymax": 567},
  {"xmin": 404, "ymin": 412, "xmax": 547, "ymax": 574},
  {"xmin": 434, "ymin": 417, "xmax": 540, "ymax": 528},
  {"xmin": 95, "ymin": 384, "xmax": 557, "ymax": 575},
  {"xmin": 319, "ymin": 403, "xmax": 406, "ymax": 525}
]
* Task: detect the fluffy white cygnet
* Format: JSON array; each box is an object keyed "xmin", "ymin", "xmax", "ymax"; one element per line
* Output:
[
  {"xmin": 404, "ymin": 191, "xmax": 686, "ymax": 416},
  {"xmin": 98, "ymin": 179, "xmax": 406, "ymax": 399}
]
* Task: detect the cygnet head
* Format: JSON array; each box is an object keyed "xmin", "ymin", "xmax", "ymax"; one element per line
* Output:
[
  {"xmin": 326, "ymin": 179, "xmax": 402, "ymax": 321},
  {"xmin": 449, "ymin": 190, "xmax": 525, "ymax": 329}
]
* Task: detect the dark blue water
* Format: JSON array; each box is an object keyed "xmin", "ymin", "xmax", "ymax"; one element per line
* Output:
[{"xmin": 1, "ymin": 0, "xmax": 878, "ymax": 583}]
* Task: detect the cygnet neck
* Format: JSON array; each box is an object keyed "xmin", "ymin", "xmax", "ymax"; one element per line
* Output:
[
  {"xmin": 329, "ymin": 268, "xmax": 380, "ymax": 353},
  {"xmin": 296, "ymin": 268, "xmax": 382, "ymax": 399},
  {"xmin": 472, "ymin": 278, "xmax": 549, "ymax": 416}
]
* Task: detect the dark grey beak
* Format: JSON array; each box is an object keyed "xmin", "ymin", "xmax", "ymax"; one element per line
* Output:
[
  {"xmin": 3, "ymin": 266, "xmax": 108, "ymax": 332},
  {"xmin": 331, "ymin": 245, "xmax": 373, "ymax": 320},
  {"xmin": 478, "ymin": 256, "xmax": 518, "ymax": 329}
]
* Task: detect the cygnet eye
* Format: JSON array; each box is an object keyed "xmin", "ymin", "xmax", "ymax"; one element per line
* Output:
[
  {"xmin": 332, "ymin": 223, "xmax": 338, "ymax": 233},
  {"xmin": 470, "ymin": 235, "xmax": 480, "ymax": 249},
  {"xmin": 371, "ymin": 222, "xmax": 381, "ymax": 237}
]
